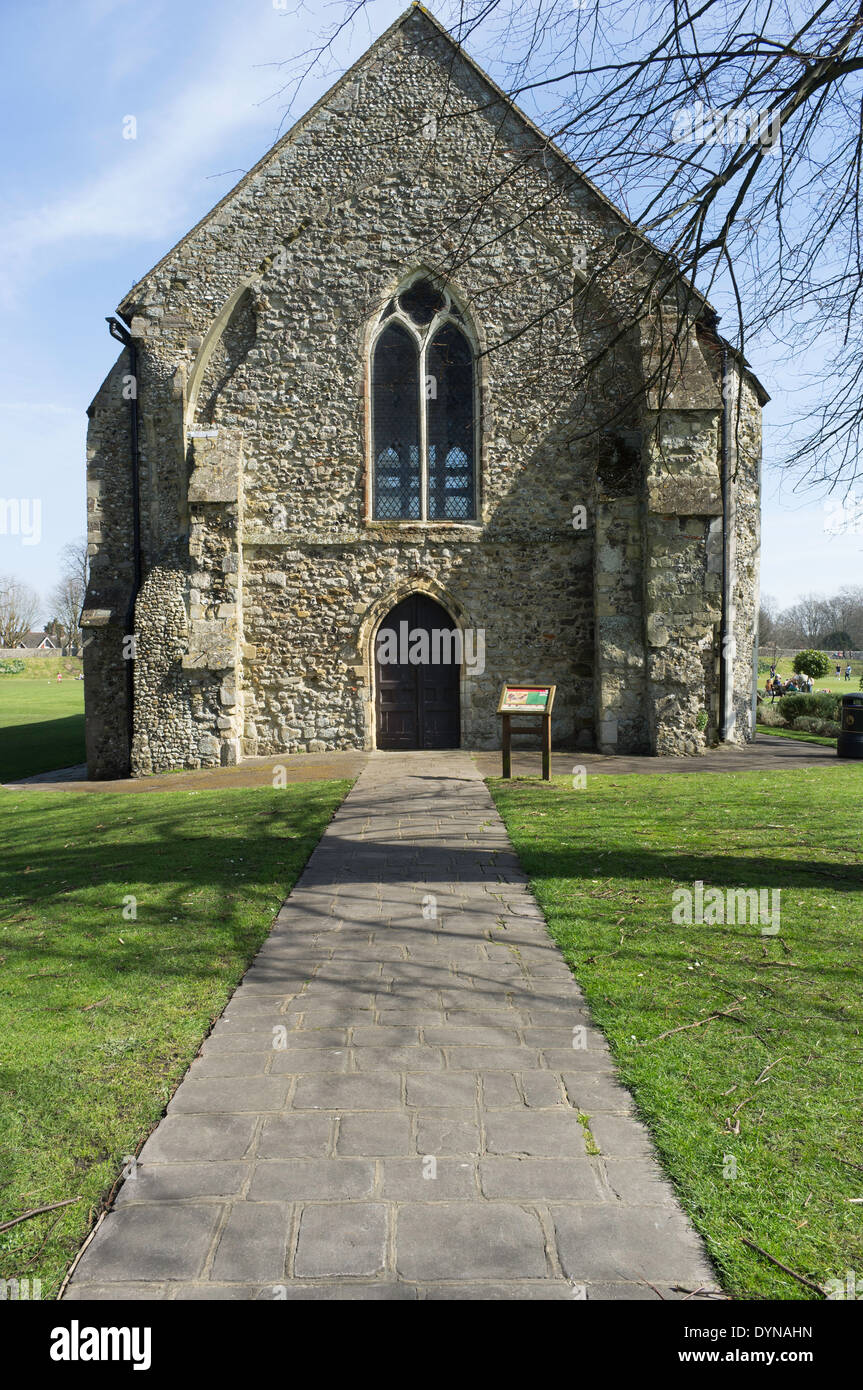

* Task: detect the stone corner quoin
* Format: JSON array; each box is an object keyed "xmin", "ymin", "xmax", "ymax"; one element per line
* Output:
[{"xmin": 81, "ymin": 5, "xmax": 763, "ymax": 780}]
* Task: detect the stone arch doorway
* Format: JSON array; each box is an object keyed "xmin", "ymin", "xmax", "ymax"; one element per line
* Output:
[{"xmin": 374, "ymin": 594, "xmax": 460, "ymax": 750}]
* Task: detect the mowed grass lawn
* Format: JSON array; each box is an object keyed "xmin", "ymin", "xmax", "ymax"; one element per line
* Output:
[
  {"xmin": 2, "ymin": 657, "xmax": 83, "ymax": 679},
  {"xmin": 759, "ymin": 658, "xmax": 862, "ymax": 694},
  {"xmin": 0, "ymin": 780, "xmax": 350, "ymax": 1296},
  {"xmin": 489, "ymin": 765, "xmax": 863, "ymax": 1300},
  {"xmin": 756, "ymin": 724, "xmax": 837, "ymax": 747},
  {"xmin": 0, "ymin": 679, "xmax": 85, "ymax": 782}
]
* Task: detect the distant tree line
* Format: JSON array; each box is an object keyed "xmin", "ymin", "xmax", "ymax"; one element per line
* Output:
[
  {"xmin": 0, "ymin": 539, "xmax": 88, "ymax": 652},
  {"xmin": 759, "ymin": 586, "xmax": 863, "ymax": 652}
]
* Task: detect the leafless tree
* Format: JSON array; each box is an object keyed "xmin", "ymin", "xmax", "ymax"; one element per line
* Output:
[
  {"xmin": 49, "ymin": 538, "xmax": 88, "ymax": 655},
  {"xmin": 820, "ymin": 582, "xmax": 863, "ymax": 638},
  {"xmin": 61, "ymin": 537, "xmax": 88, "ymax": 597},
  {"xmin": 782, "ymin": 592, "xmax": 833, "ymax": 644},
  {"xmin": 0, "ymin": 575, "xmax": 40, "ymax": 647},
  {"xmin": 281, "ymin": 0, "xmax": 863, "ymax": 491},
  {"xmin": 768, "ymin": 583, "xmax": 863, "ymax": 645},
  {"xmin": 758, "ymin": 592, "xmax": 779, "ymax": 646}
]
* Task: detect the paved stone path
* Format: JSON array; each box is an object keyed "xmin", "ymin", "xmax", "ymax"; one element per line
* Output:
[
  {"xmin": 64, "ymin": 751, "xmax": 720, "ymax": 1301},
  {"xmin": 8, "ymin": 730, "xmax": 834, "ymax": 793}
]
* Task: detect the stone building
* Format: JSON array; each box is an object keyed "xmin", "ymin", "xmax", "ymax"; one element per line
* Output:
[{"xmin": 82, "ymin": 4, "xmax": 767, "ymax": 779}]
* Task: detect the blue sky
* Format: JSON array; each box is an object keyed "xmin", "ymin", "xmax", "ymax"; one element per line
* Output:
[{"xmin": 0, "ymin": 0, "xmax": 858, "ymax": 623}]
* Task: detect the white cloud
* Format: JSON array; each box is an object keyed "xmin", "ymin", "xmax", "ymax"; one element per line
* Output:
[{"xmin": 0, "ymin": 5, "xmax": 301, "ymax": 301}]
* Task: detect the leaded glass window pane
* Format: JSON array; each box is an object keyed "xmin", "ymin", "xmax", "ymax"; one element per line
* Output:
[
  {"xmin": 372, "ymin": 322, "xmax": 420, "ymax": 519},
  {"xmin": 399, "ymin": 278, "xmax": 445, "ymax": 326},
  {"xmin": 426, "ymin": 323, "xmax": 475, "ymax": 520}
]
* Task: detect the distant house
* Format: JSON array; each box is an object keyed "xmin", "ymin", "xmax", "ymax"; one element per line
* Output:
[{"xmin": 16, "ymin": 632, "xmax": 57, "ymax": 650}]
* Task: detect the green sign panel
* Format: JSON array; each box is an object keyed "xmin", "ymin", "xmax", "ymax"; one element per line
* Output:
[{"xmin": 497, "ymin": 684, "xmax": 556, "ymax": 714}]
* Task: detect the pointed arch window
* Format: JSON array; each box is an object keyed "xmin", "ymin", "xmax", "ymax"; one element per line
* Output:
[
  {"xmin": 370, "ymin": 277, "xmax": 477, "ymax": 521},
  {"xmin": 372, "ymin": 322, "xmax": 421, "ymax": 520}
]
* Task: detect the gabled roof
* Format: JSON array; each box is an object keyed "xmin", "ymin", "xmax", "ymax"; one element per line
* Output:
[
  {"xmin": 116, "ymin": 3, "xmax": 768, "ymax": 402},
  {"xmin": 118, "ymin": 5, "xmax": 686, "ymax": 317}
]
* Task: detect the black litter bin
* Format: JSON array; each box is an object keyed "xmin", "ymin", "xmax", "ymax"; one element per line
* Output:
[{"xmin": 837, "ymin": 693, "xmax": 863, "ymax": 759}]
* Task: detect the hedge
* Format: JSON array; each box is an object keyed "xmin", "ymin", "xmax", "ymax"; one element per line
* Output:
[{"xmin": 777, "ymin": 691, "xmax": 840, "ymax": 724}]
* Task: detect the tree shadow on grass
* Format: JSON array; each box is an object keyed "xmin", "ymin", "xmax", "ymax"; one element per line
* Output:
[
  {"xmin": 1, "ymin": 785, "xmax": 858, "ymax": 1003},
  {"xmin": 0, "ymin": 790, "xmax": 346, "ymax": 986},
  {"xmin": 0, "ymin": 713, "xmax": 85, "ymax": 782},
  {"xmin": 512, "ymin": 845, "xmax": 861, "ymax": 893}
]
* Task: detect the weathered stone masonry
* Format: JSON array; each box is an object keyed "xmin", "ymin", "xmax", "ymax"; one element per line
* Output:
[{"xmin": 81, "ymin": 6, "xmax": 766, "ymax": 778}]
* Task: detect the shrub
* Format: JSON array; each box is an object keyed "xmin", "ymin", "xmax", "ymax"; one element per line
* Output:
[
  {"xmin": 789, "ymin": 717, "xmax": 839, "ymax": 739},
  {"xmin": 822, "ymin": 630, "xmax": 855, "ymax": 650},
  {"xmin": 778, "ymin": 692, "xmax": 840, "ymax": 725},
  {"xmin": 792, "ymin": 649, "xmax": 832, "ymax": 680},
  {"xmin": 0, "ymin": 659, "xmax": 25, "ymax": 675},
  {"xmin": 791, "ymin": 717, "xmax": 840, "ymax": 738},
  {"xmin": 757, "ymin": 702, "xmax": 786, "ymax": 727}
]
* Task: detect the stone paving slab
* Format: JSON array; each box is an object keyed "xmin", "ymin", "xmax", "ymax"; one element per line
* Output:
[
  {"xmin": 63, "ymin": 750, "xmax": 721, "ymax": 1302},
  {"xmin": 9, "ymin": 731, "xmax": 834, "ymax": 795}
]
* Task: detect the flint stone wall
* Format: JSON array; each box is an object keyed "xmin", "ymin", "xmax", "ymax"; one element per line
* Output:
[{"xmin": 81, "ymin": 8, "xmax": 763, "ymax": 776}]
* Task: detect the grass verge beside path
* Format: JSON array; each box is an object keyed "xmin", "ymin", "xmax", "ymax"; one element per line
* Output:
[
  {"xmin": 0, "ymin": 780, "xmax": 350, "ymax": 1296},
  {"xmin": 0, "ymin": 683, "xmax": 85, "ymax": 782},
  {"xmin": 756, "ymin": 724, "xmax": 837, "ymax": 747},
  {"xmin": 489, "ymin": 765, "xmax": 863, "ymax": 1300}
]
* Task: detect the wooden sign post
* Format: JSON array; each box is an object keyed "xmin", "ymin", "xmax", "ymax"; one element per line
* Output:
[{"xmin": 497, "ymin": 683, "xmax": 556, "ymax": 780}]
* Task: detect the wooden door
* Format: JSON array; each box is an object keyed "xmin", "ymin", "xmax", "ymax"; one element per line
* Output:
[{"xmin": 374, "ymin": 595, "xmax": 460, "ymax": 750}]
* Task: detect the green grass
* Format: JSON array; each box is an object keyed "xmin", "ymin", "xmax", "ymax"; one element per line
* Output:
[
  {"xmin": 489, "ymin": 765, "xmax": 863, "ymax": 1300},
  {"xmin": 0, "ymin": 780, "xmax": 350, "ymax": 1296},
  {"xmin": 756, "ymin": 724, "xmax": 837, "ymax": 747},
  {"xmin": 0, "ymin": 682, "xmax": 85, "ymax": 782},
  {"xmin": 0, "ymin": 657, "xmax": 83, "ymax": 680},
  {"xmin": 760, "ymin": 657, "xmax": 861, "ymax": 695}
]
